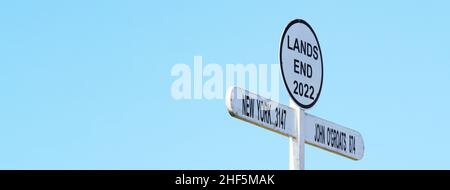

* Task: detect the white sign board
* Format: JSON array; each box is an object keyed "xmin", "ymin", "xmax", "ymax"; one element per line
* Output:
[
  {"xmin": 226, "ymin": 86, "xmax": 296, "ymax": 137},
  {"xmin": 303, "ymin": 113, "xmax": 364, "ymax": 160},
  {"xmin": 280, "ymin": 19, "xmax": 323, "ymax": 109}
]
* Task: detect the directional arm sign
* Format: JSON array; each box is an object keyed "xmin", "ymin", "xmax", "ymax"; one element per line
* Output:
[
  {"xmin": 226, "ymin": 86, "xmax": 296, "ymax": 138},
  {"xmin": 303, "ymin": 113, "xmax": 364, "ymax": 160}
]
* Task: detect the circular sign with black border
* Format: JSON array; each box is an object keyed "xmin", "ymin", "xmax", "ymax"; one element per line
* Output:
[{"xmin": 279, "ymin": 19, "xmax": 323, "ymax": 109}]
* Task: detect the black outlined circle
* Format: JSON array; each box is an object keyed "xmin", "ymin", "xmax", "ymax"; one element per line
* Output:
[{"xmin": 279, "ymin": 19, "xmax": 323, "ymax": 109}]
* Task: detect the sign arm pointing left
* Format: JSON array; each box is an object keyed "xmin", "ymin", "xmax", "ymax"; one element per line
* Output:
[{"xmin": 226, "ymin": 86, "xmax": 297, "ymax": 138}]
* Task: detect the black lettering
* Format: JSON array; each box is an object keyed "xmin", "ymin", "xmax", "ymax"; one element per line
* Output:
[
  {"xmin": 299, "ymin": 61, "xmax": 312, "ymax": 78},
  {"xmin": 309, "ymin": 86, "xmax": 315, "ymax": 100},
  {"xmin": 293, "ymin": 81, "xmax": 298, "ymax": 95},
  {"xmin": 300, "ymin": 40, "xmax": 306, "ymax": 55},
  {"xmin": 242, "ymin": 95, "xmax": 254, "ymax": 118},
  {"xmin": 293, "ymin": 38, "xmax": 299, "ymax": 52},
  {"xmin": 313, "ymin": 46, "xmax": 319, "ymax": 60},
  {"xmin": 314, "ymin": 124, "xmax": 325, "ymax": 144},
  {"xmin": 304, "ymin": 84, "xmax": 309, "ymax": 98},
  {"xmin": 265, "ymin": 104, "xmax": 271, "ymax": 125},
  {"xmin": 300, "ymin": 61, "xmax": 306, "ymax": 76},
  {"xmin": 326, "ymin": 128, "xmax": 348, "ymax": 151},
  {"xmin": 256, "ymin": 99, "xmax": 261, "ymax": 120},
  {"xmin": 342, "ymin": 132, "xmax": 347, "ymax": 151},
  {"xmin": 307, "ymin": 43, "xmax": 312, "ymax": 57},
  {"xmin": 274, "ymin": 108, "xmax": 279, "ymax": 127},
  {"xmin": 349, "ymin": 135, "xmax": 356, "ymax": 154},
  {"xmin": 287, "ymin": 35, "xmax": 294, "ymax": 51},
  {"xmin": 298, "ymin": 82, "xmax": 303, "ymax": 96},
  {"xmin": 257, "ymin": 100, "xmax": 271, "ymax": 125},
  {"xmin": 307, "ymin": 64, "xmax": 312, "ymax": 78},
  {"xmin": 294, "ymin": 59, "xmax": 300, "ymax": 74},
  {"xmin": 249, "ymin": 96, "xmax": 254, "ymax": 118},
  {"xmin": 242, "ymin": 95, "xmax": 248, "ymax": 117}
]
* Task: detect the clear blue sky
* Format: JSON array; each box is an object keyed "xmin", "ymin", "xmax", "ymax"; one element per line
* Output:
[{"xmin": 1, "ymin": 1, "xmax": 449, "ymax": 169}]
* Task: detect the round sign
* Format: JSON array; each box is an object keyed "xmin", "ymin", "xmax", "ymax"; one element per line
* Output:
[{"xmin": 280, "ymin": 19, "xmax": 323, "ymax": 109}]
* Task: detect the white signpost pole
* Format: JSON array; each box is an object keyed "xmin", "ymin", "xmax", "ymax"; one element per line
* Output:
[{"xmin": 289, "ymin": 100, "xmax": 305, "ymax": 170}]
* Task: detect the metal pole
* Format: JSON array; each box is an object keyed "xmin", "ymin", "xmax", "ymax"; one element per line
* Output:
[{"xmin": 289, "ymin": 99, "xmax": 305, "ymax": 170}]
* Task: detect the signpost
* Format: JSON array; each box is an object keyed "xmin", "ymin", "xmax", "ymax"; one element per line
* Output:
[{"xmin": 225, "ymin": 19, "xmax": 364, "ymax": 170}]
